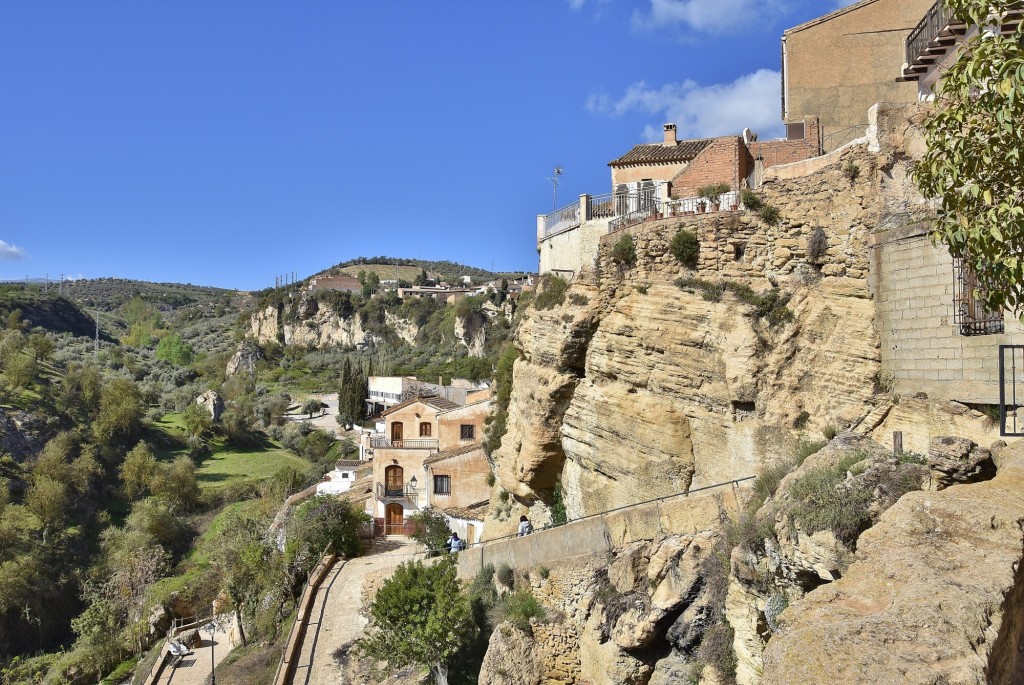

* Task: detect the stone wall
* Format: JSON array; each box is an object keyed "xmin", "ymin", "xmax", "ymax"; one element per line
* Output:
[
  {"xmin": 869, "ymin": 222, "xmax": 1024, "ymax": 404},
  {"xmin": 538, "ymin": 217, "xmax": 612, "ymax": 278}
]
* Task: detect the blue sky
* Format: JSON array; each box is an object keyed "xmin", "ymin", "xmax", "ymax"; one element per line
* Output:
[{"xmin": 0, "ymin": 1, "xmax": 853, "ymax": 290}]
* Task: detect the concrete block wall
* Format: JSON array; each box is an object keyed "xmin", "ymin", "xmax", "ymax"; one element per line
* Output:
[
  {"xmin": 538, "ymin": 217, "xmax": 612, "ymax": 278},
  {"xmin": 869, "ymin": 223, "xmax": 1024, "ymax": 403}
]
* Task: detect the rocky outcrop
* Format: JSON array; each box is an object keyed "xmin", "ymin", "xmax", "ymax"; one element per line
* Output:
[
  {"xmin": 249, "ymin": 297, "xmax": 370, "ymax": 348},
  {"xmin": 385, "ymin": 312, "xmax": 418, "ymax": 346},
  {"xmin": 225, "ymin": 340, "xmax": 263, "ymax": 376},
  {"xmin": 195, "ymin": 390, "xmax": 224, "ymax": 421},
  {"xmin": 762, "ymin": 440, "xmax": 1024, "ymax": 685},
  {"xmin": 478, "ymin": 622, "xmax": 543, "ymax": 685},
  {"xmin": 927, "ymin": 435, "xmax": 996, "ymax": 488},
  {"xmin": 455, "ymin": 311, "xmax": 487, "ymax": 357},
  {"xmin": 0, "ymin": 408, "xmax": 51, "ymax": 463}
]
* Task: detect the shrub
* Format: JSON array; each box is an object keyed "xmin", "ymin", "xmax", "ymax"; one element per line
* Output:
[
  {"xmin": 670, "ymin": 229, "xmax": 700, "ymax": 267},
  {"xmin": 843, "ymin": 160, "xmax": 861, "ymax": 183},
  {"xmin": 490, "ymin": 589, "xmax": 546, "ymax": 632},
  {"xmin": 794, "ymin": 438, "xmax": 827, "ymax": 463},
  {"xmin": 536, "ymin": 565, "xmax": 550, "ymax": 580},
  {"xmin": 723, "ymin": 282, "xmax": 793, "ymax": 326},
  {"xmin": 550, "ymin": 482, "xmax": 567, "ymax": 525},
  {"xmin": 485, "ymin": 472, "xmax": 496, "ymax": 487},
  {"xmin": 823, "ymin": 424, "xmax": 839, "ymax": 440},
  {"xmin": 740, "ymin": 189, "xmax": 763, "ymax": 211},
  {"xmin": 534, "ymin": 275, "xmax": 569, "ymax": 310},
  {"xmin": 611, "ymin": 234, "xmax": 636, "ymax": 266},
  {"xmin": 635, "ymin": 284, "xmax": 649, "ymax": 295},
  {"xmin": 786, "ymin": 460, "xmax": 873, "ymax": 545},
  {"xmin": 793, "ymin": 410, "xmax": 810, "ymax": 429},
  {"xmin": 806, "ymin": 227, "xmax": 828, "ymax": 263},
  {"xmin": 568, "ymin": 293, "xmax": 589, "ymax": 306},
  {"xmin": 496, "ymin": 563, "xmax": 514, "ymax": 588},
  {"xmin": 758, "ymin": 205, "xmax": 781, "ymax": 226},
  {"xmin": 675, "ymin": 277, "xmax": 723, "ymax": 303},
  {"xmin": 409, "ymin": 509, "xmax": 453, "ymax": 557}
]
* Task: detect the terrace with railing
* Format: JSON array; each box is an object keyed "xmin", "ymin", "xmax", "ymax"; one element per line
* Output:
[
  {"xmin": 375, "ymin": 481, "xmax": 420, "ymax": 507},
  {"xmin": 369, "ymin": 435, "xmax": 439, "ymax": 450},
  {"xmin": 902, "ymin": 0, "xmax": 1022, "ymax": 80},
  {"xmin": 608, "ymin": 191, "xmax": 741, "ymax": 234}
]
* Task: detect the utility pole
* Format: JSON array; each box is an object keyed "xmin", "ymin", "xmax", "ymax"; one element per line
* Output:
[{"xmin": 94, "ymin": 311, "xmax": 100, "ymax": 362}]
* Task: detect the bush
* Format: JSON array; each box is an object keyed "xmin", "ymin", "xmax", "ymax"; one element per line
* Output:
[
  {"xmin": 568, "ymin": 293, "xmax": 589, "ymax": 306},
  {"xmin": 496, "ymin": 563, "xmax": 514, "ymax": 588},
  {"xmin": 670, "ymin": 229, "xmax": 700, "ymax": 267},
  {"xmin": 611, "ymin": 234, "xmax": 636, "ymax": 266},
  {"xmin": 740, "ymin": 189, "xmax": 763, "ymax": 211},
  {"xmin": 286, "ymin": 496, "xmax": 370, "ymax": 569},
  {"xmin": 635, "ymin": 284, "xmax": 649, "ymax": 295},
  {"xmin": 823, "ymin": 424, "xmax": 838, "ymax": 440},
  {"xmin": 550, "ymin": 482, "xmax": 567, "ymax": 525},
  {"xmin": 786, "ymin": 459, "xmax": 873, "ymax": 545},
  {"xmin": 409, "ymin": 509, "xmax": 453, "ymax": 557},
  {"xmin": 675, "ymin": 277, "xmax": 724, "ymax": 302},
  {"xmin": 490, "ymin": 589, "xmax": 546, "ymax": 632},
  {"xmin": 806, "ymin": 227, "xmax": 828, "ymax": 263},
  {"xmin": 534, "ymin": 275, "xmax": 569, "ymax": 310},
  {"xmin": 793, "ymin": 410, "xmax": 810, "ymax": 429},
  {"xmin": 758, "ymin": 205, "xmax": 781, "ymax": 226},
  {"xmin": 843, "ymin": 160, "xmax": 861, "ymax": 183}
]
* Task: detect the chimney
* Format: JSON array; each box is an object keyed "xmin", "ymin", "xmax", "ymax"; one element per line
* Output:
[{"xmin": 663, "ymin": 123, "xmax": 677, "ymax": 147}]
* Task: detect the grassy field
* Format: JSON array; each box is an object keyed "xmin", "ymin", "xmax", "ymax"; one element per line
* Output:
[
  {"xmin": 153, "ymin": 413, "xmax": 311, "ymax": 490},
  {"xmin": 196, "ymin": 445, "xmax": 310, "ymax": 490}
]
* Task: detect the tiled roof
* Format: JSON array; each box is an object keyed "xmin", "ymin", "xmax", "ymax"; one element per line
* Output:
[
  {"xmin": 608, "ymin": 138, "xmax": 713, "ymax": 167},
  {"xmin": 441, "ymin": 500, "xmax": 489, "ymax": 522},
  {"xmin": 381, "ymin": 395, "xmax": 461, "ymax": 416},
  {"xmin": 342, "ymin": 475, "xmax": 373, "ymax": 504},
  {"xmin": 335, "ymin": 459, "xmax": 365, "ymax": 469},
  {"xmin": 423, "ymin": 443, "xmax": 483, "ymax": 466}
]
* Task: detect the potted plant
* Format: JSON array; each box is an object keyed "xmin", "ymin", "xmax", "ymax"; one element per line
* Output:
[
  {"xmin": 699, "ymin": 183, "xmax": 732, "ymax": 212},
  {"xmin": 696, "ymin": 199, "xmax": 708, "ymax": 213}
]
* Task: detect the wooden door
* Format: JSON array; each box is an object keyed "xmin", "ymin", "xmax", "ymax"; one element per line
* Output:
[
  {"xmin": 385, "ymin": 503, "xmax": 403, "ymax": 535},
  {"xmin": 466, "ymin": 523, "xmax": 476, "ymax": 545},
  {"xmin": 385, "ymin": 465, "xmax": 404, "ymax": 496},
  {"xmin": 391, "ymin": 421, "xmax": 403, "ymax": 445}
]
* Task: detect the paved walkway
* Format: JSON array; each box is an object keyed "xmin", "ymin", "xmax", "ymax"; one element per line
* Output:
[
  {"xmin": 291, "ymin": 539, "xmax": 420, "ymax": 685},
  {"xmin": 155, "ymin": 615, "xmax": 237, "ymax": 685}
]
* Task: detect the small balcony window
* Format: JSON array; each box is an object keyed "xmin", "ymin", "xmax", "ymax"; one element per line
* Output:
[
  {"xmin": 460, "ymin": 424, "xmax": 476, "ymax": 440},
  {"xmin": 433, "ymin": 475, "xmax": 451, "ymax": 496},
  {"xmin": 954, "ymin": 258, "xmax": 1004, "ymax": 336}
]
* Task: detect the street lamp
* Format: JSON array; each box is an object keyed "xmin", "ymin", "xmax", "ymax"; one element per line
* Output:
[{"xmin": 204, "ymin": 620, "xmax": 217, "ymax": 685}]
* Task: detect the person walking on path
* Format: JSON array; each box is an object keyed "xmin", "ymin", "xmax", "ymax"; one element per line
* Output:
[
  {"xmin": 446, "ymin": 532, "xmax": 464, "ymax": 553},
  {"xmin": 517, "ymin": 515, "xmax": 533, "ymax": 536}
]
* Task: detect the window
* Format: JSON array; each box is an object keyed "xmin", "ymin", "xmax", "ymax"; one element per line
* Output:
[
  {"xmin": 954, "ymin": 259, "xmax": 1004, "ymax": 336},
  {"xmin": 341, "ymin": 472, "xmax": 349, "ymax": 479},
  {"xmin": 433, "ymin": 474, "xmax": 451, "ymax": 496},
  {"xmin": 419, "ymin": 422, "xmax": 432, "ymax": 437},
  {"xmin": 460, "ymin": 424, "xmax": 475, "ymax": 440}
]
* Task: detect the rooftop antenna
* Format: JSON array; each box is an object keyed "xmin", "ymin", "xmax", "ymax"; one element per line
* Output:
[{"xmin": 547, "ymin": 165, "xmax": 563, "ymax": 210}]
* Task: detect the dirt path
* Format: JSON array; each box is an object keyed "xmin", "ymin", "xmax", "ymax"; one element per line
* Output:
[{"xmin": 292, "ymin": 539, "xmax": 420, "ymax": 685}]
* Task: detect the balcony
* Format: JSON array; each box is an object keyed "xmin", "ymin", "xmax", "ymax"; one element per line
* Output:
[
  {"xmin": 370, "ymin": 436, "xmax": 439, "ymax": 450},
  {"xmin": 902, "ymin": 1, "xmax": 1022, "ymax": 81},
  {"xmin": 375, "ymin": 481, "xmax": 419, "ymax": 507}
]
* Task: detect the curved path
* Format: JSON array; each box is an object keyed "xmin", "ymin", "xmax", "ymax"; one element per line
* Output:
[{"xmin": 290, "ymin": 539, "xmax": 420, "ymax": 685}]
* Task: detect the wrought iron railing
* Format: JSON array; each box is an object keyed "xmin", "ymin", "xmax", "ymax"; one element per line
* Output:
[
  {"xmin": 370, "ymin": 436, "xmax": 438, "ymax": 450},
  {"xmin": 540, "ymin": 201, "xmax": 582, "ymax": 237},
  {"xmin": 906, "ymin": 0, "xmax": 956, "ymax": 67},
  {"xmin": 587, "ymin": 193, "xmax": 615, "ymax": 219},
  {"xmin": 608, "ymin": 199, "xmax": 663, "ymax": 233},
  {"xmin": 607, "ymin": 191, "xmax": 742, "ymax": 233},
  {"xmin": 376, "ymin": 481, "xmax": 419, "ymax": 506},
  {"xmin": 999, "ymin": 345, "xmax": 1024, "ymax": 437},
  {"xmin": 953, "ymin": 258, "xmax": 1004, "ymax": 336}
]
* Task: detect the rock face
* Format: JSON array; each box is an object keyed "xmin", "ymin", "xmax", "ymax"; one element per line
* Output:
[
  {"xmin": 927, "ymin": 435, "xmax": 996, "ymax": 488},
  {"xmin": 487, "ymin": 142, "xmax": 884, "ymax": 538},
  {"xmin": 761, "ymin": 440, "xmax": 1024, "ymax": 685},
  {"xmin": 225, "ymin": 340, "xmax": 263, "ymax": 376},
  {"xmin": 478, "ymin": 622, "xmax": 543, "ymax": 685},
  {"xmin": 195, "ymin": 391, "xmax": 224, "ymax": 421}
]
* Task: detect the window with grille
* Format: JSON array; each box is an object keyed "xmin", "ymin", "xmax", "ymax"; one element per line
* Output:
[
  {"xmin": 433, "ymin": 475, "xmax": 451, "ymax": 496},
  {"xmin": 953, "ymin": 259, "xmax": 1004, "ymax": 336},
  {"xmin": 460, "ymin": 424, "xmax": 475, "ymax": 440}
]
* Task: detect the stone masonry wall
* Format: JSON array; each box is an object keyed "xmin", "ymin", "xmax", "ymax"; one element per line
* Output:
[{"xmin": 869, "ymin": 222, "xmax": 1024, "ymax": 404}]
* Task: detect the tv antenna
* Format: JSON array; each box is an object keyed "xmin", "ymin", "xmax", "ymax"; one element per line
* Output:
[{"xmin": 547, "ymin": 165, "xmax": 563, "ymax": 210}]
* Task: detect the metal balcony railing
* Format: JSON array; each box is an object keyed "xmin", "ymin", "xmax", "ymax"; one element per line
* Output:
[
  {"xmin": 587, "ymin": 193, "xmax": 616, "ymax": 219},
  {"xmin": 375, "ymin": 482, "xmax": 419, "ymax": 507},
  {"xmin": 540, "ymin": 201, "xmax": 582, "ymax": 238},
  {"xmin": 370, "ymin": 436, "xmax": 438, "ymax": 450},
  {"xmin": 905, "ymin": 0, "xmax": 956, "ymax": 67}
]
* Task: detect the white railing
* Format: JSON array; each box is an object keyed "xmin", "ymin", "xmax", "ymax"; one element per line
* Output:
[{"xmin": 540, "ymin": 201, "xmax": 582, "ymax": 237}]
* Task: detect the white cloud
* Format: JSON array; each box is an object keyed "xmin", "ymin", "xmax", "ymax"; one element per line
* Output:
[
  {"xmin": 568, "ymin": 0, "xmax": 587, "ymax": 8},
  {"xmin": 631, "ymin": 0, "xmax": 785, "ymax": 34},
  {"xmin": 586, "ymin": 69, "xmax": 785, "ymax": 140},
  {"xmin": 0, "ymin": 241, "xmax": 26, "ymax": 261}
]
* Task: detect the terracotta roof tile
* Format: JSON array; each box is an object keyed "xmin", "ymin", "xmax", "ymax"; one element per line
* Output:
[
  {"xmin": 608, "ymin": 138, "xmax": 714, "ymax": 167},
  {"xmin": 381, "ymin": 395, "xmax": 461, "ymax": 417},
  {"xmin": 423, "ymin": 443, "xmax": 483, "ymax": 466},
  {"xmin": 440, "ymin": 500, "xmax": 489, "ymax": 522}
]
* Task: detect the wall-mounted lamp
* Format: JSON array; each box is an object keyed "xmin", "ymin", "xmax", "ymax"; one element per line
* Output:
[{"xmin": 410, "ymin": 475, "xmax": 418, "ymax": 489}]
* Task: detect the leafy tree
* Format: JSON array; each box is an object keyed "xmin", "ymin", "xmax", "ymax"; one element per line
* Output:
[
  {"xmin": 912, "ymin": 0, "xmax": 1024, "ymax": 315},
  {"xmin": 25, "ymin": 476, "xmax": 69, "ymax": 531},
  {"xmin": 409, "ymin": 509, "xmax": 453, "ymax": 557},
  {"xmin": 181, "ymin": 402, "xmax": 213, "ymax": 437},
  {"xmin": 4, "ymin": 353, "xmax": 37, "ymax": 390},
  {"xmin": 149, "ymin": 456, "xmax": 199, "ymax": 511},
  {"xmin": 57, "ymin": 363, "xmax": 103, "ymax": 421},
  {"xmin": 302, "ymin": 398, "xmax": 324, "ymax": 418},
  {"xmin": 285, "ymin": 497, "xmax": 369, "ymax": 570},
  {"xmin": 359, "ymin": 557, "xmax": 475, "ymax": 685},
  {"xmin": 154, "ymin": 333, "xmax": 195, "ymax": 366},
  {"xmin": 25, "ymin": 333, "xmax": 54, "ymax": 363},
  {"xmin": 120, "ymin": 442, "xmax": 158, "ymax": 501},
  {"xmin": 92, "ymin": 377, "xmax": 144, "ymax": 444}
]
